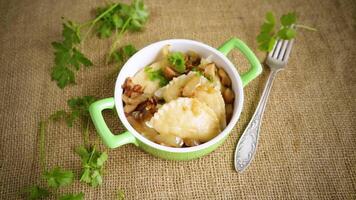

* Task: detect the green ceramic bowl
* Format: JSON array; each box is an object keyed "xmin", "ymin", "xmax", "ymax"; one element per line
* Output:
[{"xmin": 89, "ymin": 38, "xmax": 262, "ymax": 160}]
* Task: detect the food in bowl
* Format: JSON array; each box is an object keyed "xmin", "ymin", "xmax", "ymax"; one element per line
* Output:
[{"xmin": 122, "ymin": 45, "xmax": 235, "ymax": 148}]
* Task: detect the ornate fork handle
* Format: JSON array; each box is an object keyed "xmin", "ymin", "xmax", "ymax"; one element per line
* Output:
[{"xmin": 234, "ymin": 69, "xmax": 279, "ymax": 172}]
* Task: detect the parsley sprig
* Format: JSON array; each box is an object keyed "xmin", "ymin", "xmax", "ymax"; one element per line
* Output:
[
  {"xmin": 43, "ymin": 167, "xmax": 74, "ymax": 188},
  {"xmin": 51, "ymin": 3, "xmax": 125, "ymax": 89},
  {"xmin": 76, "ymin": 146, "xmax": 108, "ymax": 187},
  {"xmin": 22, "ymin": 119, "xmax": 77, "ymax": 199},
  {"xmin": 51, "ymin": 0, "xmax": 148, "ymax": 89},
  {"xmin": 257, "ymin": 12, "xmax": 316, "ymax": 52},
  {"xmin": 103, "ymin": 0, "xmax": 149, "ymax": 63},
  {"xmin": 24, "ymin": 96, "xmax": 101, "ymax": 199},
  {"xmin": 39, "ymin": 119, "xmax": 75, "ymax": 188},
  {"xmin": 51, "ymin": 96, "xmax": 96, "ymax": 146},
  {"xmin": 51, "ymin": 21, "xmax": 93, "ymax": 89},
  {"xmin": 96, "ymin": 0, "xmax": 149, "ymax": 39},
  {"xmin": 51, "ymin": 96, "xmax": 109, "ymax": 187}
]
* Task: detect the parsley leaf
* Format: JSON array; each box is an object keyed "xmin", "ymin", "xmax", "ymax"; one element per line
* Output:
[
  {"xmin": 62, "ymin": 21, "xmax": 81, "ymax": 47},
  {"xmin": 128, "ymin": 0, "xmax": 149, "ymax": 31},
  {"xmin": 265, "ymin": 11, "xmax": 276, "ymax": 25},
  {"xmin": 256, "ymin": 12, "xmax": 278, "ymax": 52},
  {"xmin": 67, "ymin": 96, "xmax": 96, "ymax": 126},
  {"xmin": 96, "ymin": 0, "xmax": 149, "ymax": 38},
  {"xmin": 59, "ymin": 192, "xmax": 84, "ymax": 200},
  {"xmin": 257, "ymin": 11, "xmax": 316, "ymax": 52},
  {"xmin": 51, "ymin": 96, "xmax": 96, "ymax": 127},
  {"xmin": 51, "ymin": 22, "xmax": 93, "ymax": 89},
  {"xmin": 168, "ymin": 52, "xmax": 186, "ymax": 73},
  {"xmin": 43, "ymin": 167, "xmax": 74, "ymax": 188},
  {"xmin": 111, "ymin": 44, "xmax": 137, "ymax": 63},
  {"xmin": 144, "ymin": 67, "xmax": 169, "ymax": 86},
  {"xmin": 51, "ymin": 65, "xmax": 76, "ymax": 89},
  {"xmin": 22, "ymin": 185, "xmax": 50, "ymax": 200},
  {"xmin": 281, "ymin": 12, "xmax": 297, "ymax": 26},
  {"xmin": 71, "ymin": 49, "xmax": 93, "ymax": 69},
  {"xmin": 75, "ymin": 146, "xmax": 108, "ymax": 187},
  {"xmin": 49, "ymin": 110, "xmax": 68, "ymax": 122},
  {"xmin": 122, "ymin": 45, "xmax": 137, "ymax": 58},
  {"xmin": 277, "ymin": 27, "xmax": 296, "ymax": 40},
  {"xmin": 104, "ymin": 0, "xmax": 149, "ymax": 62}
]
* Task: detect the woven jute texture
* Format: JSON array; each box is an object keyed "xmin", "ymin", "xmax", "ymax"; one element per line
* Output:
[{"xmin": 0, "ymin": 0, "xmax": 355, "ymax": 199}]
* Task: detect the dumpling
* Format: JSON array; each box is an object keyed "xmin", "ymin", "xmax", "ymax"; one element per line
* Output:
[
  {"xmin": 182, "ymin": 75, "xmax": 226, "ymax": 129},
  {"xmin": 131, "ymin": 60, "xmax": 168, "ymax": 95},
  {"xmin": 148, "ymin": 97, "xmax": 220, "ymax": 142},
  {"xmin": 193, "ymin": 85, "xmax": 226, "ymax": 129},
  {"xmin": 155, "ymin": 72, "xmax": 196, "ymax": 102},
  {"xmin": 156, "ymin": 73, "xmax": 227, "ymax": 129}
]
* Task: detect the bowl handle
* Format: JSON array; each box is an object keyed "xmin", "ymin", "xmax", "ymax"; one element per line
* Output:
[
  {"xmin": 218, "ymin": 37, "xmax": 262, "ymax": 87},
  {"xmin": 89, "ymin": 97, "xmax": 138, "ymax": 148}
]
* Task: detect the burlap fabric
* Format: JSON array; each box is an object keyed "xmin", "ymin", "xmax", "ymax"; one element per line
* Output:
[{"xmin": 0, "ymin": 0, "xmax": 355, "ymax": 199}]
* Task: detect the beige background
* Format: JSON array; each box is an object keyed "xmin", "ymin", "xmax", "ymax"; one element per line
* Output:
[{"xmin": 0, "ymin": 0, "xmax": 355, "ymax": 199}]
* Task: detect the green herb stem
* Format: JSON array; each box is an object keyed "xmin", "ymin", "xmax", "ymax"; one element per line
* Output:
[
  {"xmin": 83, "ymin": 118, "xmax": 90, "ymax": 147},
  {"xmin": 106, "ymin": 17, "xmax": 132, "ymax": 63},
  {"xmin": 88, "ymin": 146, "xmax": 96, "ymax": 164},
  {"xmin": 94, "ymin": 3, "xmax": 120, "ymax": 25},
  {"xmin": 81, "ymin": 3, "xmax": 120, "ymax": 44},
  {"xmin": 295, "ymin": 24, "xmax": 317, "ymax": 31},
  {"xmin": 78, "ymin": 20, "xmax": 94, "ymax": 29},
  {"xmin": 39, "ymin": 120, "xmax": 47, "ymax": 172}
]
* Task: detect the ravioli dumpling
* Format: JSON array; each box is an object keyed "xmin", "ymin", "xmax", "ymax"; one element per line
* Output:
[
  {"xmin": 181, "ymin": 75, "xmax": 226, "ymax": 129},
  {"xmin": 194, "ymin": 85, "xmax": 226, "ymax": 129},
  {"xmin": 148, "ymin": 97, "xmax": 220, "ymax": 142}
]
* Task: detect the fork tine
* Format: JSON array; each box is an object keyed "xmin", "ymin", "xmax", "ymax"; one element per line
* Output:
[
  {"xmin": 268, "ymin": 40, "xmax": 278, "ymax": 58},
  {"xmin": 282, "ymin": 39, "xmax": 294, "ymax": 62},
  {"xmin": 277, "ymin": 40, "xmax": 289, "ymax": 60},
  {"xmin": 272, "ymin": 40, "xmax": 283, "ymax": 58}
]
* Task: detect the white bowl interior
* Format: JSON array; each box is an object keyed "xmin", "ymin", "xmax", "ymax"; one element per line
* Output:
[{"xmin": 114, "ymin": 39, "xmax": 244, "ymax": 153}]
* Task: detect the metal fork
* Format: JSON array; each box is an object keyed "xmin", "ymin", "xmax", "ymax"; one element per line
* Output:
[{"xmin": 234, "ymin": 39, "xmax": 294, "ymax": 172}]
